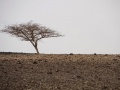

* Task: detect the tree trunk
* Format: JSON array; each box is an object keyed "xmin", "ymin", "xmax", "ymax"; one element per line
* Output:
[
  {"xmin": 34, "ymin": 45, "xmax": 39, "ymax": 54},
  {"xmin": 35, "ymin": 47, "xmax": 39, "ymax": 54},
  {"xmin": 30, "ymin": 41, "xmax": 39, "ymax": 54},
  {"xmin": 34, "ymin": 42, "xmax": 39, "ymax": 54}
]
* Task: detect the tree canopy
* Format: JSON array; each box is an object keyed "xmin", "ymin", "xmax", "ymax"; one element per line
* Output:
[{"xmin": 1, "ymin": 21, "xmax": 63, "ymax": 53}]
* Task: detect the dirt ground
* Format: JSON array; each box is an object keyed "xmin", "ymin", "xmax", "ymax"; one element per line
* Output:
[{"xmin": 0, "ymin": 53, "xmax": 120, "ymax": 90}]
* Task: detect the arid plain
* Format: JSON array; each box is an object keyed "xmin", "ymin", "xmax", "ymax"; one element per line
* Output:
[{"xmin": 0, "ymin": 53, "xmax": 120, "ymax": 90}]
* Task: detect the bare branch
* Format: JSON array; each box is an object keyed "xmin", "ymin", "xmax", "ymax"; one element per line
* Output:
[{"xmin": 1, "ymin": 21, "xmax": 63, "ymax": 53}]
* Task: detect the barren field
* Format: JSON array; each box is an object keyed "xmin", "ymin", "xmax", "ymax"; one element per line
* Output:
[{"xmin": 0, "ymin": 53, "xmax": 120, "ymax": 90}]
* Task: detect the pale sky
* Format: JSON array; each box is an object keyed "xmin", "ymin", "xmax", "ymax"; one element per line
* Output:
[{"xmin": 0, "ymin": 0, "xmax": 120, "ymax": 54}]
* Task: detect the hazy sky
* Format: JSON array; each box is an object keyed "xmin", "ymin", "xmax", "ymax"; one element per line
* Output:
[{"xmin": 0, "ymin": 0, "xmax": 120, "ymax": 54}]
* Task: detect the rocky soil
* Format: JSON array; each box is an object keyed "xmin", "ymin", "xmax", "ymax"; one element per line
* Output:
[{"xmin": 0, "ymin": 53, "xmax": 120, "ymax": 90}]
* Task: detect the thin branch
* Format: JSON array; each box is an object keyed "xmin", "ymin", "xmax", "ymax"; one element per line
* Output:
[{"xmin": 1, "ymin": 21, "xmax": 63, "ymax": 53}]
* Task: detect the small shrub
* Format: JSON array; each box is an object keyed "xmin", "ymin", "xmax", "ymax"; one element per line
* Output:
[
  {"xmin": 94, "ymin": 53, "xmax": 97, "ymax": 55},
  {"xmin": 104, "ymin": 54, "xmax": 108, "ymax": 56},
  {"xmin": 69, "ymin": 53, "xmax": 74, "ymax": 55}
]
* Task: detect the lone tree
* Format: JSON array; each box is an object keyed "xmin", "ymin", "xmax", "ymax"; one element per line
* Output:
[{"xmin": 1, "ymin": 21, "xmax": 63, "ymax": 54}]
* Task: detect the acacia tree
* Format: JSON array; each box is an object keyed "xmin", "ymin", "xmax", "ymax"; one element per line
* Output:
[{"xmin": 1, "ymin": 21, "xmax": 63, "ymax": 54}]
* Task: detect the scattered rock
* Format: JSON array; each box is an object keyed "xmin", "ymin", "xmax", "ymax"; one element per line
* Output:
[
  {"xmin": 47, "ymin": 71, "xmax": 52, "ymax": 74},
  {"xmin": 102, "ymin": 86, "xmax": 108, "ymax": 90},
  {"xmin": 15, "ymin": 69, "xmax": 18, "ymax": 71},
  {"xmin": 116, "ymin": 55, "xmax": 120, "ymax": 57},
  {"xmin": 66, "ymin": 71, "xmax": 70, "ymax": 73},
  {"xmin": 4, "ymin": 71, "xmax": 7, "ymax": 74},
  {"xmin": 44, "ymin": 60, "xmax": 47, "ymax": 62},
  {"xmin": 50, "ymin": 69, "xmax": 52, "ymax": 70},
  {"xmin": 56, "ymin": 70, "xmax": 59, "ymax": 72},
  {"xmin": 77, "ymin": 75, "xmax": 82, "ymax": 79},
  {"xmin": 17, "ymin": 61, "xmax": 21, "ymax": 64},
  {"xmin": 118, "ymin": 77, "xmax": 120, "ymax": 80},
  {"xmin": 33, "ymin": 61, "xmax": 37, "ymax": 64},
  {"xmin": 57, "ymin": 86, "xmax": 61, "ymax": 89},
  {"xmin": 113, "ymin": 58, "xmax": 118, "ymax": 61},
  {"xmin": 38, "ymin": 59, "xmax": 42, "ymax": 61}
]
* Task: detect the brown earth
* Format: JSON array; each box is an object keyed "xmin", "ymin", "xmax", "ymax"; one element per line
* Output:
[{"xmin": 0, "ymin": 53, "xmax": 120, "ymax": 90}]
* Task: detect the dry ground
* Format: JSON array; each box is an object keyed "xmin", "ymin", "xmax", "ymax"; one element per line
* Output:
[{"xmin": 0, "ymin": 53, "xmax": 120, "ymax": 90}]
